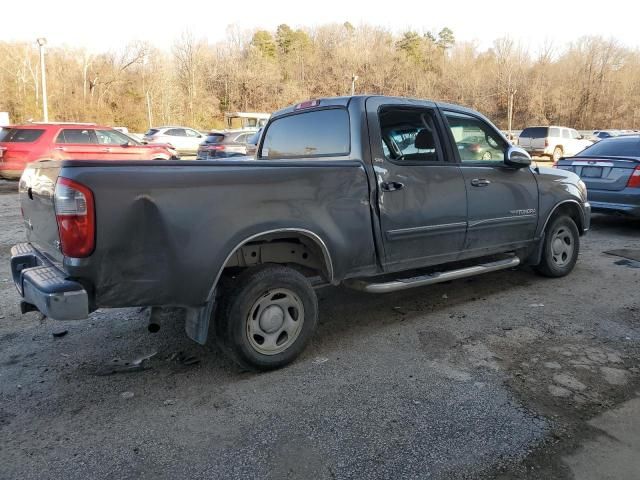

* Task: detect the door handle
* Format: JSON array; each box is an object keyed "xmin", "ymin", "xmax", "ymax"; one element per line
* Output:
[
  {"xmin": 54, "ymin": 147, "xmax": 66, "ymax": 151},
  {"xmin": 470, "ymin": 178, "xmax": 491, "ymax": 187},
  {"xmin": 381, "ymin": 181, "xmax": 405, "ymax": 192},
  {"xmin": 101, "ymin": 148, "xmax": 111, "ymax": 152}
]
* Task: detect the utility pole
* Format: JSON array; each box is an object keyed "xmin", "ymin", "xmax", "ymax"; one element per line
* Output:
[
  {"xmin": 507, "ymin": 89, "xmax": 517, "ymax": 140},
  {"xmin": 351, "ymin": 75, "xmax": 358, "ymax": 96},
  {"xmin": 146, "ymin": 91, "xmax": 153, "ymax": 128},
  {"xmin": 36, "ymin": 38, "xmax": 48, "ymax": 122}
]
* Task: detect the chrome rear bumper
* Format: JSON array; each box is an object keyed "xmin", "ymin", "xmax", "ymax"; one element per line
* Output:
[{"xmin": 10, "ymin": 243, "xmax": 89, "ymax": 320}]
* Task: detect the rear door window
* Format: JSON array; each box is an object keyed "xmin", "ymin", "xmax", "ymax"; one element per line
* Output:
[
  {"xmin": 562, "ymin": 129, "xmax": 571, "ymax": 139},
  {"xmin": 0, "ymin": 128, "xmax": 45, "ymax": 142},
  {"xmin": 166, "ymin": 129, "xmax": 186, "ymax": 137},
  {"xmin": 56, "ymin": 129, "xmax": 96, "ymax": 144},
  {"xmin": 549, "ymin": 127, "xmax": 561, "ymax": 138},
  {"xmin": 260, "ymin": 108, "xmax": 350, "ymax": 159},
  {"xmin": 378, "ymin": 107, "xmax": 443, "ymax": 163}
]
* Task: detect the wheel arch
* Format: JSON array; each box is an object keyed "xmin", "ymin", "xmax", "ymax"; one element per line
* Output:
[
  {"xmin": 207, "ymin": 228, "xmax": 335, "ymax": 300},
  {"xmin": 541, "ymin": 199, "xmax": 586, "ymax": 235}
]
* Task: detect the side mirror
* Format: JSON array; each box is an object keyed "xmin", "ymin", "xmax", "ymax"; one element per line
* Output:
[{"xmin": 505, "ymin": 146, "xmax": 531, "ymax": 168}]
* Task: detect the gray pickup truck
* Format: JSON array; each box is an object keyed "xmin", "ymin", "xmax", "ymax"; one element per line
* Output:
[{"xmin": 11, "ymin": 96, "xmax": 591, "ymax": 370}]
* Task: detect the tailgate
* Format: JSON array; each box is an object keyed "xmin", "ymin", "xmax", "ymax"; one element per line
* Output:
[
  {"xmin": 19, "ymin": 162, "xmax": 64, "ymax": 263},
  {"xmin": 556, "ymin": 157, "xmax": 639, "ymax": 191}
]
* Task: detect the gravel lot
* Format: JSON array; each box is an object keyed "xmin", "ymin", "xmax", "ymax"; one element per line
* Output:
[{"xmin": 0, "ymin": 180, "xmax": 639, "ymax": 479}]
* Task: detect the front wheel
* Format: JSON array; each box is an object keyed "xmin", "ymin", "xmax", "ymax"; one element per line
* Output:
[
  {"xmin": 534, "ymin": 215, "xmax": 580, "ymax": 278},
  {"xmin": 216, "ymin": 265, "xmax": 318, "ymax": 371}
]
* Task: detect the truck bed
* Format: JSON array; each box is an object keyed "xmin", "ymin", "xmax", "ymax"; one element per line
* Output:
[{"xmin": 19, "ymin": 159, "xmax": 377, "ymax": 308}]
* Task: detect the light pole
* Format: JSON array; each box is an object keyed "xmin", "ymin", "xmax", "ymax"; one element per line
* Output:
[
  {"xmin": 36, "ymin": 37, "xmax": 48, "ymax": 122},
  {"xmin": 351, "ymin": 75, "xmax": 358, "ymax": 96}
]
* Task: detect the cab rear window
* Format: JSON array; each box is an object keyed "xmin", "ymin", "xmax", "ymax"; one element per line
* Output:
[
  {"xmin": 260, "ymin": 109, "xmax": 350, "ymax": 159},
  {"xmin": 0, "ymin": 128, "xmax": 45, "ymax": 142}
]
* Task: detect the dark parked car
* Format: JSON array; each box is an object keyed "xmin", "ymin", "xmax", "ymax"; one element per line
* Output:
[
  {"xmin": 11, "ymin": 96, "xmax": 590, "ymax": 371},
  {"xmin": 556, "ymin": 135, "xmax": 640, "ymax": 217},
  {"xmin": 592, "ymin": 130, "xmax": 622, "ymax": 140},
  {"xmin": 196, "ymin": 130, "xmax": 255, "ymax": 159}
]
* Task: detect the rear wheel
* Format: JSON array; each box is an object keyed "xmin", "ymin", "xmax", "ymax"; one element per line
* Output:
[
  {"xmin": 216, "ymin": 265, "xmax": 318, "ymax": 371},
  {"xmin": 552, "ymin": 146, "xmax": 563, "ymax": 162},
  {"xmin": 534, "ymin": 215, "xmax": 580, "ymax": 277}
]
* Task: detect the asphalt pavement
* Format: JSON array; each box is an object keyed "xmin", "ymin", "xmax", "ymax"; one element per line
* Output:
[{"xmin": 0, "ymin": 184, "xmax": 638, "ymax": 479}]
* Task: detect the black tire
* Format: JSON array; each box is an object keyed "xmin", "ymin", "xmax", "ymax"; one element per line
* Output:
[
  {"xmin": 216, "ymin": 265, "xmax": 318, "ymax": 371},
  {"xmin": 534, "ymin": 215, "xmax": 580, "ymax": 278},
  {"xmin": 552, "ymin": 147, "xmax": 563, "ymax": 162}
]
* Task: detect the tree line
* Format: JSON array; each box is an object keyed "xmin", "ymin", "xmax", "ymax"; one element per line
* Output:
[{"xmin": 1, "ymin": 23, "xmax": 639, "ymax": 133}]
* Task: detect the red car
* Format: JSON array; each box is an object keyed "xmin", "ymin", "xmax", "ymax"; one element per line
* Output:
[{"xmin": 0, "ymin": 123, "xmax": 179, "ymax": 179}]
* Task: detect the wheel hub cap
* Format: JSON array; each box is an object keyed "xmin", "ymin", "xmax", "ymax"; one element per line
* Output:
[
  {"xmin": 246, "ymin": 288, "xmax": 305, "ymax": 356},
  {"xmin": 550, "ymin": 226, "xmax": 574, "ymax": 267},
  {"xmin": 259, "ymin": 305, "xmax": 285, "ymax": 333}
]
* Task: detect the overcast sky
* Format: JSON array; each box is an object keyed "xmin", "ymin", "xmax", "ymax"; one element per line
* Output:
[{"xmin": 5, "ymin": 0, "xmax": 639, "ymax": 53}]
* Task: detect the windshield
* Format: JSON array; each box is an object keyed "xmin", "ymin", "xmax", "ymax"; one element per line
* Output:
[{"xmin": 578, "ymin": 136, "xmax": 640, "ymax": 157}]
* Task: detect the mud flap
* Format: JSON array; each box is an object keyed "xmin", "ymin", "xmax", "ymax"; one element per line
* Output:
[
  {"xmin": 184, "ymin": 300, "xmax": 216, "ymax": 345},
  {"xmin": 524, "ymin": 233, "xmax": 545, "ymax": 266}
]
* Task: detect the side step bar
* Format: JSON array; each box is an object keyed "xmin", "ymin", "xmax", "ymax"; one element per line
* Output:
[{"xmin": 344, "ymin": 256, "xmax": 521, "ymax": 293}]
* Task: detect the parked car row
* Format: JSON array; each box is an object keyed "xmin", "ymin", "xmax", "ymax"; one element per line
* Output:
[
  {"xmin": 0, "ymin": 113, "xmax": 269, "ymax": 179},
  {"xmin": 0, "ymin": 123, "xmax": 178, "ymax": 179}
]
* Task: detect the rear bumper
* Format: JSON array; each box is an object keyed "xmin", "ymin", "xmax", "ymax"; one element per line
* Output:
[
  {"xmin": 590, "ymin": 201, "xmax": 640, "ymax": 217},
  {"xmin": 10, "ymin": 243, "xmax": 89, "ymax": 320},
  {"xmin": 588, "ymin": 189, "xmax": 640, "ymax": 217}
]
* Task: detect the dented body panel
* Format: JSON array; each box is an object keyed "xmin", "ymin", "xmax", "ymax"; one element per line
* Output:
[{"xmin": 46, "ymin": 159, "xmax": 376, "ymax": 308}]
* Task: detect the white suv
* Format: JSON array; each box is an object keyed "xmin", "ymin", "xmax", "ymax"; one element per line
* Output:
[
  {"xmin": 142, "ymin": 126, "xmax": 205, "ymax": 155},
  {"xmin": 517, "ymin": 126, "xmax": 593, "ymax": 161}
]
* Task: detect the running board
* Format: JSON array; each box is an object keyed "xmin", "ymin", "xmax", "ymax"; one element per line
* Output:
[{"xmin": 344, "ymin": 256, "xmax": 521, "ymax": 293}]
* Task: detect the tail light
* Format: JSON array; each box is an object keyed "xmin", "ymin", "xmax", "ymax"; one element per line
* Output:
[
  {"xmin": 295, "ymin": 100, "xmax": 320, "ymax": 110},
  {"xmin": 627, "ymin": 166, "xmax": 640, "ymax": 188},
  {"xmin": 552, "ymin": 161, "xmax": 558, "ymax": 168},
  {"xmin": 0, "ymin": 146, "xmax": 5, "ymax": 159},
  {"xmin": 54, "ymin": 177, "xmax": 95, "ymax": 257},
  {"xmin": 544, "ymin": 139, "xmax": 549, "ymax": 147},
  {"xmin": 205, "ymin": 144, "xmax": 225, "ymax": 150}
]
